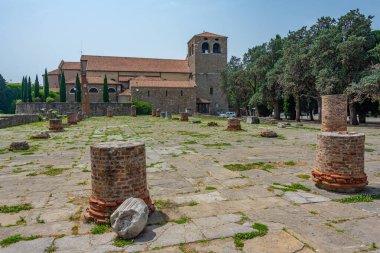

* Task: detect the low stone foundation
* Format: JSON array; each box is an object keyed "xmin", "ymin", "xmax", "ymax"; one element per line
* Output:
[
  {"xmin": 49, "ymin": 119, "xmax": 64, "ymax": 131},
  {"xmin": 312, "ymin": 132, "xmax": 367, "ymax": 192},
  {"xmin": 85, "ymin": 142, "xmax": 153, "ymax": 224},
  {"xmin": 67, "ymin": 112, "xmax": 77, "ymax": 125},
  {"xmin": 131, "ymin": 105, "xmax": 136, "ymax": 117},
  {"xmin": 0, "ymin": 114, "xmax": 39, "ymax": 129},
  {"xmin": 106, "ymin": 107, "xmax": 113, "ymax": 117}
]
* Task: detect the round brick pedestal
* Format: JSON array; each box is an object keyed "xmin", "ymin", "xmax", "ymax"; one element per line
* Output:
[
  {"xmin": 322, "ymin": 94, "xmax": 347, "ymax": 132},
  {"xmin": 106, "ymin": 107, "xmax": 113, "ymax": 117},
  {"xmin": 67, "ymin": 112, "xmax": 77, "ymax": 125},
  {"xmin": 227, "ymin": 118, "xmax": 241, "ymax": 130},
  {"xmin": 85, "ymin": 142, "xmax": 153, "ymax": 224},
  {"xmin": 76, "ymin": 112, "xmax": 83, "ymax": 122},
  {"xmin": 155, "ymin": 108, "xmax": 161, "ymax": 117},
  {"xmin": 131, "ymin": 105, "xmax": 136, "ymax": 117},
  {"xmin": 49, "ymin": 119, "xmax": 63, "ymax": 131},
  {"xmin": 180, "ymin": 112, "xmax": 189, "ymax": 122},
  {"xmin": 312, "ymin": 132, "xmax": 367, "ymax": 192},
  {"xmin": 151, "ymin": 109, "xmax": 155, "ymax": 117}
]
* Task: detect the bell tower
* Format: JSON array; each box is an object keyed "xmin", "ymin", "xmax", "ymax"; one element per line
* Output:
[{"xmin": 188, "ymin": 32, "xmax": 228, "ymax": 114}]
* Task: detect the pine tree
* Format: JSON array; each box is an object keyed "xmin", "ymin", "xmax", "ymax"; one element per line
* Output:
[
  {"xmin": 103, "ymin": 74, "xmax": 109, "ymax": 102},
  {"xmin": 34, "ymin": 75, "xmax": 40, "ymax": 99},
  {"xmin": 59, "ymin": 71, "xmax": 66, "ymax": 102},
  {"xmin": 75, "ymin": 73, "xmax": 81, "ymax": 102},
  {"xmin": 44, "ymin": 68, "xmax": 49, "ymax": 101},
  {"xmin": 27, "ymin": 76, "xmax": 32, "ymax": 102}
]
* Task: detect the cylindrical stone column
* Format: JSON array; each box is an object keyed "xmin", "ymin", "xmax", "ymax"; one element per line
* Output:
[
  {"xmin": 67, "ymin": 112, "xmax": 77, "ymax": 125},
  {"xmin": 49, "ymin": 119, "xmax": 63, "ymax": 131},
  {"xmin": 160, "ymin": 112, "xmax": 166, "ymax": 118},
  {"xmin": 180, "ymin": 112, "xmax": 188, "ymax": 122},
  {"xmin": 165, "ymin": 112, "xmax": 172, "ymax": 120},
  {"xmin": 312, "ymin": 132, "xmax": 367, "ymax": 192},
  {"xmin": 130, "ymin": 105, "xmax": 136, "ymax": 117},
  {"xmin": 155, "ymin": 108, "xmax": 161, "ymax": 117},
  {"xmin": 106, "ymin": 107, "xmax": 113, "ymax": 117},
  {"xmin": 321, "ymin": 94, "xmax": 347, "ymax": 132},
  {"xmin": 227, "ymin": 118, "xmax": 241, "ymax": 130},
  {"xmin": 85, "ymin": 142, "xmax": 153, "ymax": 224}
]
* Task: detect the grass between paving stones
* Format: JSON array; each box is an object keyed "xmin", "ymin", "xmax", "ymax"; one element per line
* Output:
[
  {"xmin": 177, "ymin": 130, "xmax": 210, "ymax": 138},
  {"xmin": 233, "ymin": 223, "xmax": 268, "ymax": 250},
  {"xmin": 203, "ymin": 142, "xmax": 231, "ymax": 147},
  {"xmin": 0, "ymin": 234, "xmax": 41, "ymax": 247},
  {"xmin": 183, "ymin": 140, "xmax": 198, "ymax": 145},
  {"xmin": 324, "ymin": 222, "xmax": 344, "ymax": 233},
  {"xmin": 113, "ymin": 237, "xmax": 134, "ymax": 247},
  {"xmin": 41, "ymin": 167, "xmax": 65, "ymax": 176},
  {"xmin": 0, "ymin": 203, "xmax": 32, "ymax": 213},
  {"xmin": 269, "ymin": 182, "xmax": 311, "ymax": 192},
  {"xmin": 296, "ymin": 174, "xmax": 310, "ymax": 180},
  {"xmin": 205, "ymin": 186, "xmax": 217, "ymax": 191},
  {"xmin": 169, "ymin": 216, "xmax": 190, "ymax": 224},
  {"xmin": 154, "ymin": 199, "xmax": 176, "ymax": 210},
  {"xmin": 90, "ymin": 224, "xmax": 111, "ymax": 234},
  {"xmin": 187, "ymin": 200, "xmax": 198, "ymax": 206},
  {"xmin": 335, "ymin": 194, "xmax": 380, "ymax": 203}
]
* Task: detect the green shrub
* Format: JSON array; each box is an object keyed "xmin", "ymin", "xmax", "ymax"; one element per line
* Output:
[
  {"xmin": 133, "ymin": 100, "xmax": 152, "ymax": 115},
  {"xmin": 46, "ymin": 97, "xmax": 55, "ymax": 103}
]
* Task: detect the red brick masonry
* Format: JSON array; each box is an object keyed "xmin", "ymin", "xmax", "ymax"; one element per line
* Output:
[
  {"xmin": 312, "ymin": 132, "xmax": 367, "ymax": 192},
  {"xmin": 226, "ymin": 118, "xmax": 241, "ymax": 130},
  {"xmin": 180, "ymin": 112, "xmax": 189, "ymax": 122},
  {"xmin": 321, "ymin": 94, "xmax": 347, "ymax": 132},
  {"xmin": 85, "ymin": 142, "xmax": 153, "ymax": 224},
  {"xmin": 48, "ymin": 119, "xmax": 64, "ymax": 131},
  {"xmin": 67, "ymin": 112, "xmax": 77, "ymax": 125}
]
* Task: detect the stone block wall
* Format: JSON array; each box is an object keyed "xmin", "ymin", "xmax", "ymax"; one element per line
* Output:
[
  {"xmin": 16, "ymin": 102, "xmax": 132, "ymax": 116},
  {"xmin": 0, "ymin": 114, "xmax": 40, "ymax": 129}
]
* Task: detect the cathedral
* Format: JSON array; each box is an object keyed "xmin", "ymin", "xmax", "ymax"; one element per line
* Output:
[{"xmin": 45, "ymin": 32, "xmax": 228, "ymax": 114}]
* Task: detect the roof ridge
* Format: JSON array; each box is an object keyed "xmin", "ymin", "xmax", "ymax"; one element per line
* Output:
[{"xmin": 81, "ymin": 55, "xmax": 187, "ymax": 62}]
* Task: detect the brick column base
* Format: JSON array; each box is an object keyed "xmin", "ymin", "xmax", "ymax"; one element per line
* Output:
[
  {"xmin": 48, "ymin": 119, "xmax": 64, "ymax": 131},
  {"xmin": 226, "ymin": 118, "xmax": 241, "ymax": 130}
]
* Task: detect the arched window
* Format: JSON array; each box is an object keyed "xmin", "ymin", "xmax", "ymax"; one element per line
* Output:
[
  {"xmin": 202, "ymin": 42, "xmax": 209, "ymax": 53},
  {"xmin": 89, "ymin": 87, "xmax": 99, "ymax": 93},
  {"xmin": 108, "ymin": 87, "xmax": 116, "ymax": 93},
  {"xmin": 69, "ymin": 88, "xmax": 75, "ymax": 94},
  {"xmin": 213, "ymin": 43, "xmax": 221, "ymax": 53}
]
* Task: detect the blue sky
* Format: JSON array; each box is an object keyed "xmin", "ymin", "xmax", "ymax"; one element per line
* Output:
[{"xmin": 0, "ymin": 0, "xmax": 379, "ymax": 82}]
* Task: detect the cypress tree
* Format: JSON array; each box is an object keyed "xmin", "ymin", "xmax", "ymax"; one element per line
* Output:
[
  {"xmin": 59, "ymin": 71, "xmax": 66, "ymax": 102},
  {"xmin": 27, "ymin": 76, "xmax": 32, "ymax": 102},
  {"xmin": 44, "ymin": 68, "xmax": 49, "ymax": 101},
  {"xmin": 21, "ymin": 77, "xmax": 25, "ymax": 102},
  {"xmin": 34, "ymin": 75, "xmax": 40, "ymax": 99},
  {"xmin": 103, "ymin": 74, "xmax": 109, "ymax": 102},
  {"xmin": 75, "ymin": 73, "xmax": 81, "ymax": 102},
  {"xmin": 22, "ymin": 76, "xmax": 27, "ymax": 102}
]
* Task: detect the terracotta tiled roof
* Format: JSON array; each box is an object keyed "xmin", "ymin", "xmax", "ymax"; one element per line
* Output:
[
  {"xmin": 48, "ymin": 69, "xmax": 60, "ymax": 75},
  {"xmin": 119, "ymin": 76, "xmax": 161, "ymax": 82},
  {"xmin": 130, "ymin": 79, "xmax": 195, "ymax": 88},
  {"xmin": 195, "ymin": 32, "xmax": 226, "ymax": 38},
  {"xmin": 61, "ymin": 61, "xmax": 81, "ymax": 70},
  {"xmin": 119, "ymin": 89, "xmax": 131, "ymax": 96},
  {"xmin": 66, "ymin": 76, "xmax": 119, "ymax": 85},
  {"xmin": 81, "ymin": 55, "xmax": 190, "ymax": 73}
]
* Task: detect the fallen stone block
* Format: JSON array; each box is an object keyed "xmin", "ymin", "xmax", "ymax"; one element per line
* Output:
[
  {"xmin": 9, "ymin": 141, "xmax": 30, "ymax": 151},
  {"xmin": 111, "ymin": 198, "xmax": 149, "ymax": 239}
]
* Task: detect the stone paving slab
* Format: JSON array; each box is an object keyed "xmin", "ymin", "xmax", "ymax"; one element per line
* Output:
[
  {"xmin": 0, "ymin": 237, "xmax": 54, "ymax": 253},
  {"xmin": 283, "ymin": 191, "xmax": 330, "ymax": 204}
]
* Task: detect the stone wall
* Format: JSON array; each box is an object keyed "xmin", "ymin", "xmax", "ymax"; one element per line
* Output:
[
  {"xmin": 0, "ymin": 114, "xmax": 40, "ymax": 129},
  {"xmin": 16, "ymin": 102, "xmax": 132, "ymax": 116},
  {"xmin": 131, "ymin": 87, "xmax": 196, "ymax": 114}
]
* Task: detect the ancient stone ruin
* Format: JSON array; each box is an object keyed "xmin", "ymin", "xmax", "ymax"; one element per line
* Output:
[
  {"xmin": 85, "ymin": 142, "xmax": 153, "ymax": 224},
  {"xmin": 312, "ymin": 94, "xmax": 367, "ymax": 192},
  {"xmin": 9, "ymin": 141, "xmax": 30, "ymax": 151},
  {"xmin": 76, "ymin": 111, "xmax": 83, "ymax": 122},
  {"xmin": 260, "ymin": 130, "xmax": 278, "ymax": 138},
  {"xmin": 131, "ymin": 105, "xmax": 137, "ymax": 117},
  {"xmin": 165, "ymin": 112, "xmax": 172, "ymax": 120},
  {"xmin": 207, "ymin": 122, "xmax": 218, "ymax": 126},
  {"xmin": 110, "ymin": 197, "xmax": 149, "ymax": 239},
  {"xmin": 106, "ymin": 106, "xmax": 113, "ymax": 117},
  {"xmin": 49, "ymin": 118, "xmax": 64, "ymax": 131},
  {"xmin": 32, "ymin": 132, "xmax": 50, "ymax": 139},
  {"xmin": 160, "ymin": 112, "xmax": 166, "ymax": 118},
  {"xmin": 180, "ymin": 112, "xmax": 189, "ymax": 122},
  {"xmin": 246, "ymin": 116, "xmax": 260, "ymax": 124},
  {"xmin": 226, "ymin": 118, "xmax": 241, "ymax": 130},
  {"xmin": 155, "ymin": 108, "xmax": 161, "ymax": 117},
  {"xmin": 151, "ymin": 109, "xmax": 156, "ymax": 117},
  {"xmin": 67, "ymin": 112, "xmax": 77, "ymax": 125}
]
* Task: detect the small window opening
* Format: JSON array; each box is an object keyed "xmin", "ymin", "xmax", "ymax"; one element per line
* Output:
[
  {"xmin": 202, "ymin": 42, "xmax": 209, "ymax": 53},
  {"xmin": 210, "ymin": 87, "xmax": 213, "ymax": 95},
  {"xmin": 148, "ymin": 90, "xmax": 150, "ymax": 97},
  {"xmin": 165, "ymin": 90, "xmax": 168, "ymax": 96},
  {"xmin": 180, "ymin": 90, "xmax": 183, "ymax": 96}
]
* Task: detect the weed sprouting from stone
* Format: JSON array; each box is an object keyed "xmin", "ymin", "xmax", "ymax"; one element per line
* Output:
[
  {"xmin": 296, "ymin": 174, "xmax": 310, "ymax": 180},
  {"xmin": 0, "ymin": 203, "xmax": 32, "ymax": 213},
  {"xmin": 0, "ymin": 234, "xmax": 40, "ymax": 247},
  {"xmin": 90, "ymin": 224, "xmax": 110, "ymax": 234},
  {"xmin": 205, "ymin": 186, "xmax": 217, "ymax": 191},
  {"xmin": 233, "ymin": 223, "xmax": 268, "ymax": 249},
  {"xmin": 335, "ymin": 194, "xmax": 380, "ymax": 203},
  {"xmin": 113, "ymin": 237, "xmax": 134, "ymax": 247}
]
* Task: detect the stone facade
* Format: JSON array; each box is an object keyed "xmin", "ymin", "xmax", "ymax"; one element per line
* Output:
[
  {"xmin": 131, "ymin": 87, "xmax": 196, "ymax": 114},
  {"xmin": 66, "ymin": 84, "xmax": 118, "ymax": 103},
  {"xmin": 85, "ymin": 142, "xmax": 153, "ymax": 224},
  {"xmin": 312, "ymin": 132, "xmax": 367, "ymax": 192},
  {"xmin": 16, "ymin": 102, "xmax": 132, "ymax": 117},
  {"xmin": 0, "ymin": 114, "xmax": 39, "ymax": 129},
  {"xmin": 321, "ymin": 94, "xmax": 347, "ymax": 132},
  {"xmin": 187, "ymin": 33, "xmax": 229, "ymax": 114}
]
